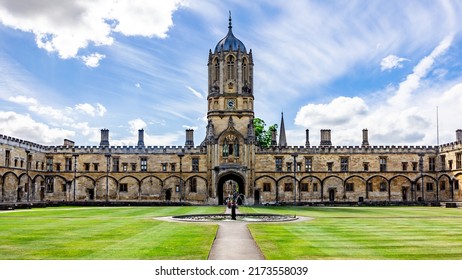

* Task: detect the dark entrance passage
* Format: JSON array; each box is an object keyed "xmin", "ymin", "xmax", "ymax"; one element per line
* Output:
[
  {"xmin": 217, "ymin": 173, "xmax": 245, "ymax": 205},
  {"xmin": 254, "ymin": 190, "xmax": 260, "ymax": 205},
  {"xmin": 402, "ymin": 187, "xmax": 408, "ymax": 201},
  {"xmin": 329, "ymin": 189, "xmax": 335, "ymax": 202},
  {"xmin": 165, "ymin": 189, "xmax": 172, "ymax": 201},
  {"xmin": 88, "ymin": 188, "xmax": 95, "ymax": 200}
]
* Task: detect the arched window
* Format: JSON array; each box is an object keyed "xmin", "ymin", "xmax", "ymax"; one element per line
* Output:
[
  {"xmin": 222, "ymin": 135, "xmax": 239, "ymax": 157},
  {"xmin": 214, "ymin": 59, "xmax": 219, "ymax": 82},
  {"xmin": 227, "ymin": 56, "xmax": 235, "ymax": 80},
  {"xmin": 242, "ymin": 58, "xmax": 248, "ymax": 82}
]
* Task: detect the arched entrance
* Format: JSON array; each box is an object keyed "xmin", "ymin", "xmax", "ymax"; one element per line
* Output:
[
  {"xmin": 217, "ymin": 173, "xmax": 245, "ymax": 205},
  {"xmin": 165, "ymin": 189, "xmax": 172, "ymax": 201}
]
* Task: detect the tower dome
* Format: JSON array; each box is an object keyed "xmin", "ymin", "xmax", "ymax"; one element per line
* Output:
[{"xmin": 214, "ymin": 12, "xmax": 246, "ymax": 53}]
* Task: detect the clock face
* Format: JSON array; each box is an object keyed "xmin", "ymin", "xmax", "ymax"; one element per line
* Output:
[{"xmin": 227, "ymin": 99, "xmax": 235, "ymax": 109}]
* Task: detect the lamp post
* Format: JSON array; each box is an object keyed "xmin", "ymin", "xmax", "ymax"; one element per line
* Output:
[
  {"xmin": 178, "ymin": 150, "xmax": 185, "ymax": 205},
  {"xmin": 72, "ymin": 154, "xmax": 78, "ymax": 202},
  {"xmin": 418, "ymin": 152, "xmax": 425, "ymax": 202},
  {"xmin": 105, "ymin": 153, "xmax": 111, "ymax": 203},
  {"xmin": 291, "ymin": 153, "xmax": 298, "ymax": 206},
  {"xmin": 25, "ymin": 150, "xmax": 30, "ymax": 202}
]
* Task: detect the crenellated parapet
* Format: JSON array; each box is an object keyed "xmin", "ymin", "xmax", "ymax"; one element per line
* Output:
[
  {"xmin": 0, "ymin": 134, "xmax": 47, "ymax": 152},
  {"xmin": 43, "ymin": 145, "xmax": 206, "ymax": 155},
  {"xmin": 256, "ymin": 145, "xmax": 439, "ymax": 155}
]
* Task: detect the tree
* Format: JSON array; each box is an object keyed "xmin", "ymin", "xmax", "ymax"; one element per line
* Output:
[{"xmin": 253, "ymin": 118, "xmax": 278, "ymax": 148}]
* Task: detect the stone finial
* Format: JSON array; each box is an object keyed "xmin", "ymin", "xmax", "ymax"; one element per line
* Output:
[{"xmin": 278, "ymin": 112, "xmax": 287, "ymax": 147}]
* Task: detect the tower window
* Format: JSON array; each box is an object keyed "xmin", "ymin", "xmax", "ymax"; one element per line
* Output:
[
  {"xmin": 242, "ymin": 58, "xmax": 248, "ymax": 82},
  {"xmin": 227, "ymin": 56, "xmax": 235, "ymax": 80},
  {"xmin": 214, "ymin": 59, "xmax": 219, "ymax": 82}
]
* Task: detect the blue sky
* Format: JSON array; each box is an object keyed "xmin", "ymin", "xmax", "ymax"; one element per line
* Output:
[{"xmin": 1, "ymin": 0, "xmax": 462, "ymax": 147}]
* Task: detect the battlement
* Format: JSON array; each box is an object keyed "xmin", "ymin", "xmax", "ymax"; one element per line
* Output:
[
  {"xmin": 257, "ymin": 144, "xmax": 439, "ymax": 154},
  {"xmin": 0, "ymin": 134, "xmax": 206, "ymax": 155},
  {"xmin": 44, "ymin": 145, "xmax": 206, "ymax": 154},
  {"xmin": 0, "ymin": 134, "xmax": 47, "ymax": 152}
]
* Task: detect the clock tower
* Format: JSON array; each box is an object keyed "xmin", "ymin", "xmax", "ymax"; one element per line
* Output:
[{"xmin": 204, "ymin": 12, "xmax": 256, "ymax": 205}]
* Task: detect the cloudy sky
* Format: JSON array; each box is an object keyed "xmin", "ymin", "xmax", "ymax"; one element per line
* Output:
[{"xmin": 1, "ymin": 0, "xmax": 462, "ymax": 147}]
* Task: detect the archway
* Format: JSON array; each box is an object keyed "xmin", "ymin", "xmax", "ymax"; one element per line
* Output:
[{"xmin": 217, "ymin": 173, "xmax": 245, "ymax": 205}]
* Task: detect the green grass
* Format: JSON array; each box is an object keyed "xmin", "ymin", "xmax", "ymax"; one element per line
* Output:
[
  {"xmin": 242, "ymin": 206, "xmax": 462, "ymax": 260},
  {"xmin": 0, "ymin": 206, "xmax": 222, "ymax": 260},
  {"xmin": 2, "ymin": 206, "xmax": 462, "ymax": 260}
]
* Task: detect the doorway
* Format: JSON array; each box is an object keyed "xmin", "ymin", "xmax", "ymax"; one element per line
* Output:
[
  {"xmin": 329, "ymin": 189, "xmax": 335, "ymax": 202},
  {"xmin": 165, "ymin": 189, "xmax": 172, "ymax": 201},
  {"xmin": 88, "ymin": 188, "xmax": 95, "ymax": 200},
  {"xmin": 217, "ymin": 173, "xmax": 245, "ymax": 205},
  {"xmin": 254, "ymin": 190, "xmax": 260, "ymax": 205},
  {"xmin": 402, "ymin": 187, "xmax": 407, "ymax": 201}
]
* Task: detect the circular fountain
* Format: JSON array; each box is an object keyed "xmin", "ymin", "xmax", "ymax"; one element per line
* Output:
[{"xmin": 171, "ymin": 213, "xmax": 298, "ymax": 223}]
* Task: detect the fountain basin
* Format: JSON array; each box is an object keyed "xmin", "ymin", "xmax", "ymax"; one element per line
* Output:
[{"xmin": 171, "ymin": 213, "xmax": 298, "ymax": 222}]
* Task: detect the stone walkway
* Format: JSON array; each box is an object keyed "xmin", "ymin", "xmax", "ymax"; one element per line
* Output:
[{"xmin": 207, "ymin": 207, "xmax": 265, "ymax": 260}]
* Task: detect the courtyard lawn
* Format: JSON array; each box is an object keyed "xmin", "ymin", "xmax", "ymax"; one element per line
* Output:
[
  {"xmin": 243, "ymin": 206, "xmax": 462, "ymax": 260},
  {"xmin": 0, "ymin": 206, "xmax": 222, "ymax": 260}
]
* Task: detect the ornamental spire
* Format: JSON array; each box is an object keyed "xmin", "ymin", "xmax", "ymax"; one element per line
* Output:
[{"xmin": 228, "ymin": 11, "xmax": 232, "ymax": 30}]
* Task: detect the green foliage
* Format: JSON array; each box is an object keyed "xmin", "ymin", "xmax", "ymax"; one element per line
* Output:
[{"xmin": 253, "ymin": 118, "xmax": 278, "ymax": 147}]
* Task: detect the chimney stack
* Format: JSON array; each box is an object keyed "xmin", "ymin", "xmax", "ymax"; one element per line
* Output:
[
  {"xmin": 137, "ymin": 129, "xmax": 145, "ymax": 147},
  {"xmin": 320, "ymin": 129, "xmax": 332, "ymax": 146},
  {"xmin": 305, "ymin": 129, "xmax": 310, "ymax": 148},
  {"xmin": 362, "ymin": 129, "xmax": 370, "ymax": 147},
  {"xmin": 185, "ymin": 129, "xmax": 194, "ymax": 147},
  {"xmin": 457, "ymin": 129, "xmax": 462, "ymax": 142},
  {"xmin": 99, "ymin": 129, "xmax": 110, "ymax": 147}
]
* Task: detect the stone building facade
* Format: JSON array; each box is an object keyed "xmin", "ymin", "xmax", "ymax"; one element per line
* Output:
[{"xmin": 1, "ymin": 16, "xmax": 462, "ymax": 205}]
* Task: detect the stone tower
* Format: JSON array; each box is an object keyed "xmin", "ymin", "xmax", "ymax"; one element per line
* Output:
[{"xmin": 205, "ymin": 12, "xmax": 256, "ymax": 205}]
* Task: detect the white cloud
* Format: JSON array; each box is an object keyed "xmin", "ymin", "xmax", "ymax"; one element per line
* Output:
[
  {"xmin": 0, "ymin": 111, "xmax": 74, "ymax": 144},
  {"xmin": 293, "ymin": 36, "xmax": 462, "ymax": 147},
  {"xmin": 295, "ymin": 96, "xmax": 368, "ymax": 127},
  {"xmin": 388, "ymin": 35, "xmax": 453, "ymax": 106},
  {"xmin": 7, "ymin": 95, "xmax": 38, "ymax": 106},
  {"xmin": 81, "ymin": 53, "xmax": 106, "ymax": 67},
  {"xmin": 110, "ymin": 118, "xmax": 182, "ymax": 146},
  {"xmin": 135, "ymin": 83, "xmax": 141, "ymax": 88},
  {"xmin": 75, "ymin": 103, "xmax": 107, "ymax": 117},
  {"xmin": 186, "ymin": 86, "xmax": 204, "ymax": 99},
  {"xmin": 380, "ymin": 54, "xmax": 409, "ymax": 71},
  {"xmin": 0, "ymin": 0, "xmax": 185, "ymax": 64},
  {"xmin": 128, "ymin": 118, "xmax": 147, "ymax": 132}
]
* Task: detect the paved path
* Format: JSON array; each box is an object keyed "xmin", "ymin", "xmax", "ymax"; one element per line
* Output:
[{"xmin": 207, "ymin": 207, "xmax": 265, "ymax": 260}]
